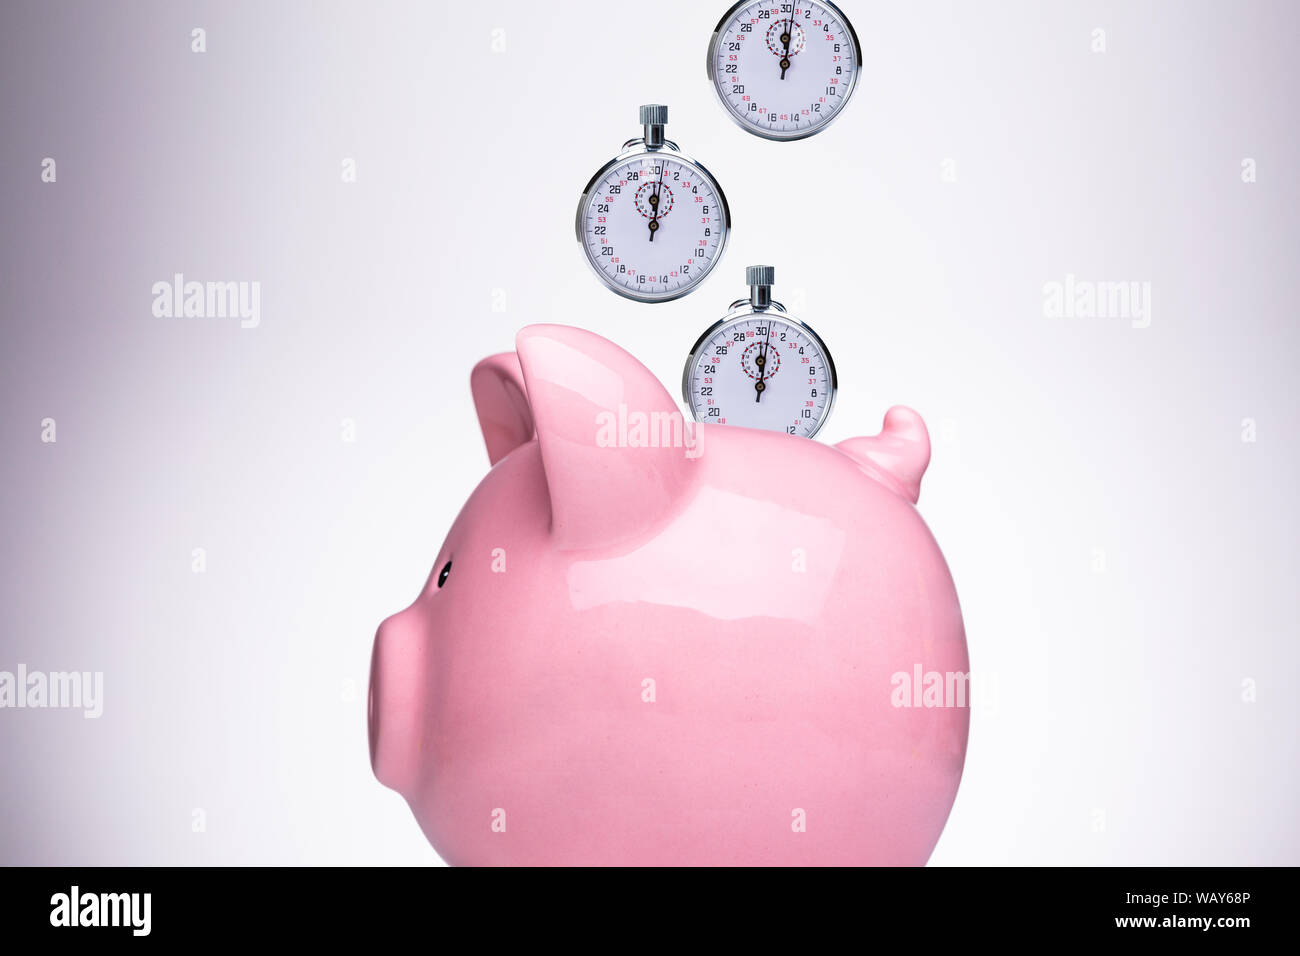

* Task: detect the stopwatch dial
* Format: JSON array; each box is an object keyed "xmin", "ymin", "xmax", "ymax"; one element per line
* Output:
[
  {"xmin": 710, "ymin": 1, "xmax": 859, "ymax": 140},
  {"xmin": 580, "ymin": 154, "xmax": 726, "ymax": 301},
  {"xmin": 687, "ymin": 316, "xmax": 834, "ymax": 437}
]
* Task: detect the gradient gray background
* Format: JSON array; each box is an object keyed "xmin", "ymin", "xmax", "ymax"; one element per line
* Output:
[{"xmin": 1, "ymin": 0, "xmax": 1296, "ymax": 865}]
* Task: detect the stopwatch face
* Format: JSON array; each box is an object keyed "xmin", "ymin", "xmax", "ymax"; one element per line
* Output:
[
  {"xmin": 708, "ymin": 0, "xmax": 861, "ymax": 141},
  {"xmin": 577, "ymin": 149, "xmax": 730, "ymax": 302},
  {"xmin": 683, "ymin": 311, "xmax": 837, "ymax": 437}
]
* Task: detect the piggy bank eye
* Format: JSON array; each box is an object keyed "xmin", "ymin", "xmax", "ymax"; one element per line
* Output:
[{"xmin": 437, "ymin": 560, "xmax": 452, "ymax": 589}]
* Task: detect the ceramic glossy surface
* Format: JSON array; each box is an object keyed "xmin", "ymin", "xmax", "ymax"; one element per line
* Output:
[{"xmin": 369, "ymin": 324, "xmax": 968, "ymax": 866}]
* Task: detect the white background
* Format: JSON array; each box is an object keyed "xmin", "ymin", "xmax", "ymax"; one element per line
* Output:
[{"xmin": 0, "ymin": 0, "xmax": 1297, "ymax": 864}]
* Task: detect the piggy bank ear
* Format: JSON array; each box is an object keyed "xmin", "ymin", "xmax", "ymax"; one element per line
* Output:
[
  {"xmin": 836, "ymin": 406, "xmax": 931, "ymax": 504},
  {"xmin": 515, "ymin": 324, "xmax": 696, "ymax": 551},
  {"xmin": 471, "ymin": 352, "xmax": 535, "ymax": 465}
]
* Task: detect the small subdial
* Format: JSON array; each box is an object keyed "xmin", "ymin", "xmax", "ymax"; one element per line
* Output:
[
  {"xmin": 740, "ymin": 339, "xmax": 782, "ymax": 381},
  {"xmin": 765, "ymin": 19, "xmax": 806, "ymax": 59},
  {"xmin": 634, "ymin": 179, "xmax": 675, "ymax": 221}
]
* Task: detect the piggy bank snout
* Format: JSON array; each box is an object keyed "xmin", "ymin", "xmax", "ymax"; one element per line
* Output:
[{"xmin": 368, "ymin": 607, "xmax": 429, "ymax": 798}]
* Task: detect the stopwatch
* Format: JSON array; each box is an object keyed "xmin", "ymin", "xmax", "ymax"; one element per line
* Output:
[
  {"xmin": 683, "ymin": 265, "xmax": 837, "ymax": 437},
  {"xmin": 575, "ymin": 104, "xmax": 731, "ymax": 303},
  {"xmin": 707, "ymin": 0, "xmax": 861, "ymax": 141}
]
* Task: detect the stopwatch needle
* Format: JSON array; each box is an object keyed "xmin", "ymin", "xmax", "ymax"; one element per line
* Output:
[
  {"xmin": 779, "ymin": 14, "xmax": 794, "ymax": 79},
  {"xmin": 648, "ymin": 165, "xmax": 667, "ymax": 242},
  {"xmin": 754, "ymin": 326, "xmax": 774, "ymax": 402}
]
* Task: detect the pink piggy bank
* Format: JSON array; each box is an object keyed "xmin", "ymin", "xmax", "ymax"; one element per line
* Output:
[{"xmin": 369, "ymin": 324, "xmax": 968, "ymax": 866}]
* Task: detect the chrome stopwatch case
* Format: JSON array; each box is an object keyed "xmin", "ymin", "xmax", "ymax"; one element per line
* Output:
[
  {"xmin": 707, "ymin": 0, "xmax": 862, "ymax": 141},
  {"xmin": 576, "ymin": 104, "xmax": 732, "ymax": 303},
  {"xmin": 682, "ymin": 265, "xmax": 837, "ymax": 437}
]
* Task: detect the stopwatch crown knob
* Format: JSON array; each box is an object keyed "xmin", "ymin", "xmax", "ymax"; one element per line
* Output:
[
  {"xmin": 640, "ymin": 104, "xmax": 668, "ymax": 148},
  {"xmin": 640, "ymin": 104, "xmax": 669, "ymax": 126},
  {"xmin": 747, "ymin": 265, "xmax": 775, "ymax": 311}
]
